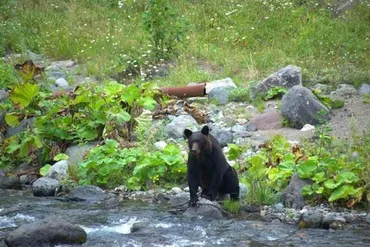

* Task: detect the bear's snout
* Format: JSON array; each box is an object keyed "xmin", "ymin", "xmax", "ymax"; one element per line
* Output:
[{"xmin": 191, "ymin": 143, "xmax": 200, "ymax": 155}]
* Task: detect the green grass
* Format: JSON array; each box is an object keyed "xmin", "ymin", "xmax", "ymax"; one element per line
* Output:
[{"xmin": 1, "ymin": 0, "xmax": 369, "ymax": 87}]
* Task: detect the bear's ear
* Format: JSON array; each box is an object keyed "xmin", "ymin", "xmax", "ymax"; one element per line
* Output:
[
  {"xmin": 201, "ymin": 125, "xmax": 209, "ymax": 136},
  {"xmin": 184, "ymin": 129, "xmax": 193, "ymax": 139}
]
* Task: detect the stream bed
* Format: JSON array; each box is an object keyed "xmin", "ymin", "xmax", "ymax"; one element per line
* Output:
[{"xmin": 1, "ymin": 191, "xmax": 370, "ymax": 247}]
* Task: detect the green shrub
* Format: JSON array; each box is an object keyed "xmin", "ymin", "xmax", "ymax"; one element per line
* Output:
[{"xmin": 78, "ymin": 139, "xmax": 186, "ymax": 189}]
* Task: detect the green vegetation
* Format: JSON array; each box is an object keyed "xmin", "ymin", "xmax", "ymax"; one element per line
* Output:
[
  {"xmin": 1, "ymin": 0, "xmax": 369, "ymax": 86},
  {"xmin": 230, "ymin": 126, "xmax": 370, "ymax": 207},
  {"xmin": 78, "ymin": 140, "xmax": 186, "ymax": 189},
  {"xmin": 264, "ymin": 86, "xmax": 288, "ymax": 100}
]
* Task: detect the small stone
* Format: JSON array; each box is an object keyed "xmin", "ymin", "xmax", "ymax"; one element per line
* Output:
[
  {"xmin": 154, "ymin": 141, "xmax": 167, "ymax": 150},
  {"xmin": 208, "ymin": 86, "xmax": 234, "ymax": 105},
  {"xmin": 171, "ymin": 187, "xmax": 183, "ymax": 194},
  {"xmin": 359, "ymin": 83, "xmax": 370, "ymax": 95},
  {"xmin": 184, "ymin": 187, "xmax": 190, "ymax": 192},
  {"xmin": 245, "ymin": 122, "xmax": 257, "ymax": 132},
  {"xmin": 55, "ymin": 78, "xmax": 69, "ymax": 88},
  {"xmin": 300, "ymin": 124, "xmax": 315, "ymax": 132}
]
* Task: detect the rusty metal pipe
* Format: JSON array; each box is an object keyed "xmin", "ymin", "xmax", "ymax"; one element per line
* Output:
[{"xmin": 160, "ymin": 83, "xmax": 206, "ymax": 98}]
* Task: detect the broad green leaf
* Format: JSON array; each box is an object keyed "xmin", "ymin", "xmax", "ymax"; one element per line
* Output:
[
  {"xmin": 121, "ymin": 85, "xmax": 141, "ymax": 105},
  {"xmin": 141, "ymin": 97, "xmax": 157, "ymax": 110},
  {"xmin": 337, "ymin": 172, "xmax": 359, "ymax": 184},
  {"xmin": 227, "ymin": 144, "xmax": 243, "ymax": 161},
  {"xmin": 104, "ymin": 81, "xmax": 124, "ymax": 96},
  {"xmin": 54, "ymin": 153, "xmax": 69, "ymax": 161},
  {"xmin": 5, "ymin": 113, "xmax": 20, "ymax": 127},
  {"xmin": 33, "ymin": 134, "xmax": 43, "ymax": 148},
  {"xmin": 315, "ymin": 186, "xmax": 324, "ymax": 194},
  {"xmin": 329, "ymin": 185, "xmax": 355, "ymax": 202},
  {"xmin": 297, "ymin": 158, "xmax": 318, "ymax": 178},
  {"xmin": 302, "ymin": 185, "xmax": 314, "ymax": 196},
  {"xmin": 40, "ymin": 164, "xmax": 52, "ymax": 176},
  {"xmin": 313, "ymin": 172, "xmax": 326, "ymax": 183},
  {"xmin": 324, "ymin": 179, "xmax": 341, "ymax": 189},
  {"xmin": 277, "ymin": 160, "xmax": 295, "ymax": 171},
  {"xmin": 107, "ymin": 108, "xmax": 131, "ymax": 123},
  {"xmin": 9, "ymin": 83, "xmax": 39, "ymax": 108}
]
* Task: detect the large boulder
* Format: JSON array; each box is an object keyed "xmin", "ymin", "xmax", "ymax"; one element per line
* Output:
[
  {"xmin": 165, "ymin": 115, "xmax": 199, "ymax": 139},
  {"xmin": 4, "ymin": 217, "xmax": 87, "ymax": 247},
  {"xmin": 32, "ymin": 177, "xmax": 60, "ymax": 197},
  {"xmin": 280, "ymin": 173, "xmax": 312, "ymax": 209},
  {"xmin": 210, "ymin": 128, "xmax": 233, "ymax": 147},
  {"xmin": 254, "ymin": 65, "xmax": 302, "ymax": 96},
  {"xmin": 359, "ymin": 83, "xmax": 370, "ymax": 95},
  {"xmin": 0, "ymin": 174, "xmax": 22, "ymax": 190},
  {"xmin": 65, "ymin": 142, "xmax": 98, "ymax": 166},
  {"xmin": 208, "ymin": 86, "xmax": 234, "ymax": 105},
  {"xmin": 281, "ymin": 86, "xmax": 329, "ymax": 129},
  {"xmin": 68, "ymin": 185, "xmax": 107, "ymax": 202},
  {"xmin": 183, "ymin": 198, "xmax": 223, "ymax": 219},
  {"xmin": 251, "ymin": 110, "xmax": 283, "ymax": 130},
  {"xmin": 205, "ymin": 77, "xmax": 237, "ymax": 94},
  {"xmin": 45, "ymin": 160, "xmax": 69, "ymax": 181},
  {"xmin": 330, "ymin": 83, "xmax": 357, "ymax": 98}
]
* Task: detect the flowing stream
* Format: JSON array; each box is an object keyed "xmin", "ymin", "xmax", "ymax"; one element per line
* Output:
[{"xmin": 1, "ymin": 192, "xmax": 369, "ymax": 247}]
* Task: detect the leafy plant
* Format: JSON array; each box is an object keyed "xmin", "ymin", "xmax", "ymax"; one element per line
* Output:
[
  {"xmin": 78, "ymin": 139, "xmax": 186, "ymax": 190},
  {"xmin": 0, "ymin": 60, "xmax": 18, "ymax": 89},
  {"xmin": 312, "ymin": 89, "xmax": 344, "ymax": 109},
  {"xmin": 228, "ymin": 87, "xmax": 250, "ymax": 102},
  {"xmin": 264, "ymin": 86, "xmax": 288, "ymax": 100},
  {"xmin": 142, "ymin": 0, "xmax": 189, "ymax": 58}
]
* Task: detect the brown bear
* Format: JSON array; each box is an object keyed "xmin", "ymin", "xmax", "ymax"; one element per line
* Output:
[{"xmin": 184, "ymin": 125, "xmax": 239, "ymax": 206}]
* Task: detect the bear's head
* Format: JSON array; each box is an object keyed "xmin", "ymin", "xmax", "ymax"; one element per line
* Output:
[{"xmin": 184, "ymin": 125, "xmax": 212, "ymax": 157}]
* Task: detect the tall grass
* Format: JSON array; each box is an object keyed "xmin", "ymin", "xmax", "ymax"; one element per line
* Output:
[{"xmin": 1, "ymin": 0, "xmax": 369, "ymax": 86}]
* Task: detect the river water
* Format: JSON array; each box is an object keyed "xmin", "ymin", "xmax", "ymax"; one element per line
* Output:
[{"xmin": 1, "ymin": 192, "xmax": 369, "ymax": 247}]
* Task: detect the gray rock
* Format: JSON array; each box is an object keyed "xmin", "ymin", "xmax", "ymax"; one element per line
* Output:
[
  {"xmin": 0, "ymin": 175, "xmax": 22, "ymax": 190},
  {"xmin": 45, "ymin": 70, "xmax": 66, "ymax": 81},
  {"xmin": 366, "ymin": 213, "xmax": 370, "ymax": 224},
  {"xmin": 68, "ymin": 185, "xmax": 107, "ymax": 202},
  {"xmin": 280, "ymin": 173, "xmax": 313, "ymax": 209},
  {"xmin": 165, "ymin": 115, "xmax": 199, "ymax": 139},
  {"xmin": 299, "ymin": 211, "xmax": 323, "ymax": 228},
  {"xmin": 0, "ymin": 90, "xmax": 8, "ymax": 101},
  {"xmin": 251, "ymin": 110, "xmax": 283, "ymax": 130},
  {"xmin": 255, "ymin": 65, "xmax": 302, "ymax": 95},
  {"xmin": 27, "ymin": 50, "xmax": 43, "ymax": 61},
  {"xmin": 231, "ymin": 124, "xmax": 246, "ymax": 133},
  {"xmin": 183, "ymin": 198, "xmax": 223, "ymax": 219},
  {"xmin": 239, "ymin": 183, "xmax": 248, "ymax": 199},
  {"xmin": 233, "ymin": 131, "xmax": 252, "ymax": 138},
  {"xmin": 210, "ymin": 128, "xmax": 233, "ymax": 147},
  {"xmin": 4, "ymin": 217, "xmax": 87, "ymax": 247},
  {"xmin": 48, "ymin": 60, "xmax": 75, "ymax": 70},
  {"xmin": 330, "ymin": 84, "xmax": 357, "ymax": 98},
  {"xmin": 55, "ymin": 78, "xmax": 69, "ymax": 88},
  {"xmin": 45, "ymin": 160, "xmax": 69, "ymax": 181},
  {"xmin": 171, "ymin": 187, "xmax": 183, "ymax": 194},
  {"xmin": 312, "ymin": 83, "xmax": 329, "ymax": 94},
  {"xmin": 19, "ymin": 174, "xmax": 38, "ymax": 185},
  {"xmin": 359, "ymin": 83, "xmax": 370, "ymax": 95},
  {"xmin": 208, "ymin": 86, "xmax": 234, "ymax": 105},
  {"xmin": 65, "ymin": 142, "xmax": 98, "ymax": 166},
  {"xmin": 281, "ymin": 86, "xmax": 329, "ymax": 129},
  {"xmin": 245, "ymin": 122, "xmax": 257, "ymax": 132},
  {"xmin": 32, "ymin": 177, "xmax": 60, "ymax": 197},
  {"xmin": 205, "ymin": 77, "xmax": 236, "ymax": 94},
  {"xmin": 154, "ymin": 141, "xmax": 167, "ymax": 150},
  {"xmin": 5, "ymin": 118, "xmax": 35, "ymax": 138}
]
